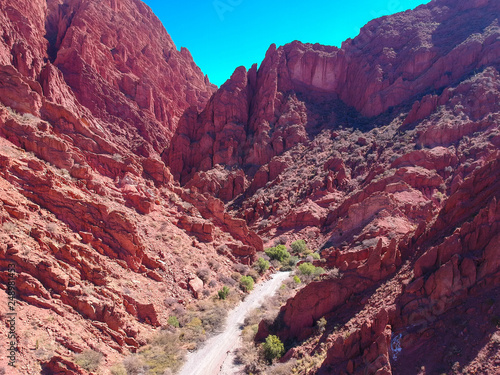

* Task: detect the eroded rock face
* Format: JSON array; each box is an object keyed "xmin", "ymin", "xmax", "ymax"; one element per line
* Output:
[
  {"xmin": 241, "ymin": 1, "xmax": 499, "ymax": 374},
  {"xmin": 166, "ymin": 0, "xmax": 500, "ymax": 203},
  {"xmin": 46, "ymin": 0, "xmax": 215, "ymax": 155},
  {"xmin": 269, "ymin": 156, "xmax": 499, "ymax": 374},
  {"xmin": 0, "ymin": 0, "xmax": 254, "ymax": 373},
  {"xmin": 0, "ymin": 0, "xmax": 499, "ymax": 373}
]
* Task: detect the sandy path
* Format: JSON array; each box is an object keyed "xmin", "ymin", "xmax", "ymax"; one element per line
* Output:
[{"xmin": 178, "ymin": 271, "xmax": 291, "ymax": 375}]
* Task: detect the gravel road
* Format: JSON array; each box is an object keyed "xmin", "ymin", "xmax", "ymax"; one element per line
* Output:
[{"xmin": 178, "ymin": 271, "xmax": 291, "ymax": 375}]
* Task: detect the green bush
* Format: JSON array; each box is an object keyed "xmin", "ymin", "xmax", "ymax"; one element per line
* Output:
[
  {"xmin": 314, "ymin": 267, "xmax": 326, "ymax": 275},
  {"xmin": 311, "ymin": 253, "xmax": 321, "ymax": 260},
  {"xmin": 218, "ymin": 286, "xmax": 230, "ymax": 300},
  {"xmin": 281, "ymin": 255, "xmax": 299, "ymax": 271},
  {"xmin": 298, "ymin": 262, "xmax": 316, "ymax": 276},
  {"xmin": 287, "ymin": 256, "xmax": 299, "ymax": 266},
  {"xmin": 256, "ymin": 257, "xmax": 270, "ymax": 273},
  {"xmin": 265, "ymin": 245, "xmax": 290, "ymax": 262},
  {"xmin": 293, "ymin": 275, "xmax": 301, "ymax": 284},
  {"xmin": 291, "ymin": 240, "xmax": 308, "ymax": 254},
  {"xmin": 262, "ymin": 335, "xmax": 285, "ymax": 362},
  {"xmin": 168, "ymin": 316, "xmax": 180, "ymax": 328},
  {"xmin": 240, "ymin": 275, "xmax": 254, "ymax": 292},
  {"xmin": 75, "ymin": 350, "xmax": 103, "ymax": 372}
]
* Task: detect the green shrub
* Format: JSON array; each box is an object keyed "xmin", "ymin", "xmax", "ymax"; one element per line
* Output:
[
  {"xmin": 168, "ymin": 316, "xmax": 180, "ymax": 328},
  {"xmin": 256, "ymin": 257, "xmax": 270, "ymax": 273},
  {"xmin": 240, "ymin": 275, "xmax": 254, "ymax": 292},
  {"xmin": 265, "ymin": 245, "xmax": 290, "ymax": 262},
  {"xmin": 218, "ymin": 286, "xmax": 230, "ymax": 300},
  {"xmin": 314, "ymin": 267, "xmax": 326, "ymax": 275},
  {"xmin": 311, "ymin": 253, "xmax": 321, "ymax": 260},
  {"xmin": 293, "ymin": 275, "xmax": 301, "ymax": 284},
  {"xmin": 298, "ymin": 262, "xmax": 316, "ymax": 276},
  {"xmin": 287, "ymin": 256, "xmax": 299, "ymax": 266},
  {"xmin": 75, "ymin": 350, "xmax": 103, "ymax": 372},
  {"xmin": 262, "ymin": 335, "xmax": 285, "ymax": 362},
  {"xmin": 291, "ymin": 240, "xmax": 308, "ymax": 254},
  {"xmin": 281, "ymin": 255, "xmax": 299, "ymax": 271}
]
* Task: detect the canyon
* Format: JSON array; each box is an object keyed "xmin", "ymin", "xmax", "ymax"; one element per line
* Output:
[{"xmin": 0, "ymin": 0, "xmax": 499, "ymax": 374}]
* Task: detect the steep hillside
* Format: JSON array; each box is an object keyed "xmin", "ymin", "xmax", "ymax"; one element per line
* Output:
[
  {"xmin": 166, "ymin": 0, "xmax": 500, "ymax": 373},
  {"xmin": 0, "ymin": 0, "xmax": 259, "ymax": 374},
  {"xmin": 0, "ymin": 0, "xmax": 499, "ymax": 374}
]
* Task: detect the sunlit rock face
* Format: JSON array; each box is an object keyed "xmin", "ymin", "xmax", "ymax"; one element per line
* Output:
[{"xmin": 0, "ymin": 0, "xmax": 499, "ymax": 373}]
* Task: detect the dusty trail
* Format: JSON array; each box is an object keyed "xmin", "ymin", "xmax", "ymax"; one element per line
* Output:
[{"xmin": 178, "ymin": 271, "xmax": 291, "ymax": 375}]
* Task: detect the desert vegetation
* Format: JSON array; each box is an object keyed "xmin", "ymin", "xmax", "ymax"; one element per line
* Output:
[
  {"xmin": 118, "ymin": 284, "xmax": 244, "ymax": 374},
  {"xmin": 263, "ymin": 335, "xmax": 285, "ymax": 362},
  {"xmin": 231, "ymin": 239, "xmax": 342, "ymax": 374},
  {"xmin": 234, "ymin": 279, "xmax": 298, "ymax": 372},
  {"xmin": 240, "ymin": 275, "xmax": 255, "ymax": 292},
  {"xmin": 265, "ymin": 244, "xmax": 291, "ymax": 262},
  {"xmin": 256, "ymin": 257, "xmax": 270, "ymax": 273},
  {"xmin": 260, "ymin": 239, "xmax": 328, "ymax": 278},
  {"xmin": 74, "ymin": 349, "xmax": 103, "ymax": 372}
]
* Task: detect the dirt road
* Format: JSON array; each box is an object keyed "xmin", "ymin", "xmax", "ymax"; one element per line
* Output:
[{"xmin": 178, "ymin": 271, "xmax": 291, "ymax": 375}]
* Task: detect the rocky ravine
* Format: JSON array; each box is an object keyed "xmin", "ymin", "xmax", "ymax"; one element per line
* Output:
[
  {"xmin": 0, "ymin": 0, "xmax": 499, "ymax": 374},
  {"xmin": 179, "ymin": 271, "xmax": 291, "ymax": 375},
  {"xmin": 167, "ymin": 0, "xmax": 500, "ymax": 373},
  {"xmin": 0, "ymin": 0, "xmax": 258, "ymax": 373}
]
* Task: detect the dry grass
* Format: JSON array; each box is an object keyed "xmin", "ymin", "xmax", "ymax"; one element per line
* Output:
[
  {"xmin": 110, "ymin": 363, "xmax": 127, "ymax": 375},
  {"xmin": 292, "ymin": 350, "xmax": 328, "ymax": 374},
  {"xmin": 267, "ymin": 360, "xmax": 298, "ymax": 374},
  {"xmin": 129, "ymin": 292, "xmax": 243, "ymax": 374},
  {"xmin": 196, "ymin": 268, "xmax": 211, "ymax": 283},
  {"xmin": 74, "ymin": 350, "xmax": 103, "ymax": 372}
]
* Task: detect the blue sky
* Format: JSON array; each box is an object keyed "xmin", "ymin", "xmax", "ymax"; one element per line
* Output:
[{"xmin": 142, "ymin": 0, "xmax": 431, "ymax": 86}]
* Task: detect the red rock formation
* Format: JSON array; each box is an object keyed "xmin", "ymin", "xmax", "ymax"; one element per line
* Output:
[
  {"xmin": 0, "ymin": 0, "xmax": 255, "ymax": 373},
  {"xmin": 322, "ymin": 309, "xmax": 393, "ymax": 375},
  {"xmin": 41, "ymin": 356, "xmax": 90, "ymax": 375},
  {"xmin": 166, "ymin": 0, "xmax": 500, "ymax": 202},
  {"xmin": 46, "ymin": 0, "xmax": 215, "ymax": 155},
  {"xmin": 244, "ymin": 1, "xmax": 499, "ymax": 373},
  {"xmin": 0, "ymin": 0, "xmax": 499, "ymax": 373},
  {"xmin": 259, "ymin": 138, "xmax": 498, "ymax": 374}
]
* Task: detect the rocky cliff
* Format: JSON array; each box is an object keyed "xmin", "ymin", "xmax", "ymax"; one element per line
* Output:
[
  {"xmin": 0, "ymin": 0, "xmax": 259, "ymax": 373},
  {"xmin": 0, "ymin": 0, "xmax": 499, "ymax": 374},
  {"xmin": 166, "ymin": 0, "xmax": 499, "ymax": 195},
  {"xmin": 166, "ymin": 0, "xmax": 500, "ymax": 373}
]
